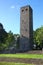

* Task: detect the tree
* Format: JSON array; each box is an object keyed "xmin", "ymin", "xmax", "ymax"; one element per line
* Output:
[
  {"xmin": 0, "ymin": 31, "xmax": 15, "ymax": 51},
  {"xmin": 33, "ymin": 26, "xmax": 43, "ymax": 49},
  {"xmin": 16, "ymin": 36, "xmax": 20, "ymax": 49},
  {"xmin": 5, "ymin": 31, "xmax": 15, "ymax": 49}
]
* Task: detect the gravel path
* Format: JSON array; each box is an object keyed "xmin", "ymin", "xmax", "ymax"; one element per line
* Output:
[{"xmin": 0, "ymin": 57, "xmax": 43, "ymax": 65}]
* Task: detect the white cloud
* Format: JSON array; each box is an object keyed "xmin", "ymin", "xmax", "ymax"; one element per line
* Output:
[{"xmin": 10, "ymin": 5, "xmax": 15, "ymax": 9}]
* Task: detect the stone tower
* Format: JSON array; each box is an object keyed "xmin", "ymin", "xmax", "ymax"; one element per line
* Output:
[{"xmin": 20, "ymin": 5, "xmax": 33, "ymax": 51}]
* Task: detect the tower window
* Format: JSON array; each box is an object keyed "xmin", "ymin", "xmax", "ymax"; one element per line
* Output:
[
  {"xmin": 22, "ymin": 10, "xmax": 24, "ymax": 12},
  {"xmin": 25, "ymin": 8, "xmax": 28, "ymax": 11}
]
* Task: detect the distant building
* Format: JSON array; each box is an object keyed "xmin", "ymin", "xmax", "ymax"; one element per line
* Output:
[{"xmin": 20, "ymin": 5, "xmax": 33, "ymax": 51}]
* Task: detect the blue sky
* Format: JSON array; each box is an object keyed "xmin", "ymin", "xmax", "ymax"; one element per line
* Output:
[{"xmin": 0, "ymin": 0, "xmax": 43, "ymax": 34}]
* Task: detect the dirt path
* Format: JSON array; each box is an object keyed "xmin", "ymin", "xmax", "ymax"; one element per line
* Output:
[
  {"xmin": 21, "ymin": 50, "xmax": 43, "ymax": 54},
  {"xmin": 0, "ymin": 57, "xmax": 43, "ymax": 65}
]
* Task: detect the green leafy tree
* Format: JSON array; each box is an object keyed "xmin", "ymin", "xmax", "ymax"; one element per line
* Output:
[
  {"xmin": 33, "ymin": 26, "xmax": 43, "ymax": 49},
  {"xmin": 0, "ymin": 31, "xmax": 15, "ymax": 51},
  {"xmin": 5, "ymin": 31, "xmax": 15, "ymax": 49}
]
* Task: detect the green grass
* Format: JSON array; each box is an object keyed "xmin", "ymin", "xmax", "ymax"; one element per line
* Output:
[
  {"xmin": 0, "ymin": 54, "xmax": 43, "ymax": 59},
  {"xmin": 0, "ymin": 62, "xmax": 34, "ymax": 65}
]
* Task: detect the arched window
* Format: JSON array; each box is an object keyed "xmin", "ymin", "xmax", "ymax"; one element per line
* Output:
[
  {"xmin": 22, "ymin": 10, "xmax": 24, "ymax": 12},
  {"xmin": 25, "ymin": 8, "xmax": 28, "ymax": 11}
]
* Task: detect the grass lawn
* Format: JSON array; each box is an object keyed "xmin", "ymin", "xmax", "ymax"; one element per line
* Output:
[
  {"xmin": 0, "ymin": 62, "xmax": 34, "ymax": 65},
  {"xmin": 0, "ymin": 54, "xmax": 43, "ymax": 59}
]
